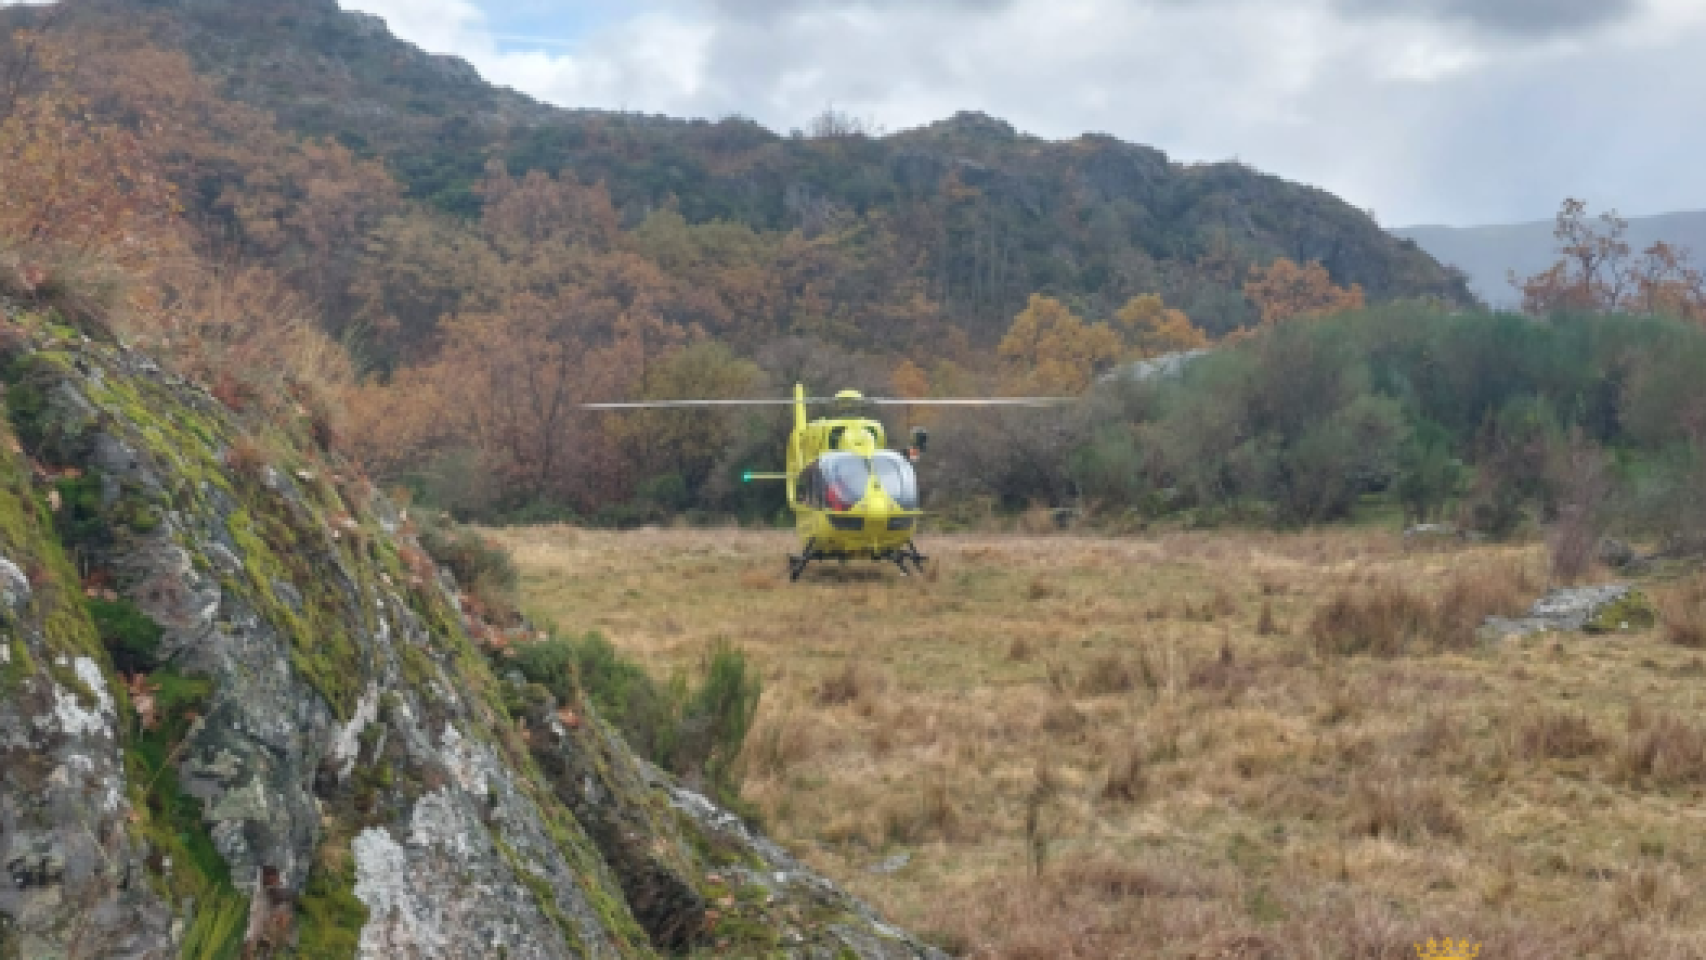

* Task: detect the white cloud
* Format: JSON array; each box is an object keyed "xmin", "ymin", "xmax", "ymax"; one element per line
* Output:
[
  {"xmin": 339, "ymin": 0, "xmax": 1706, "ymax": 225},
  {"xmin": 343, "ymin": 0, "xmax": 490, "ymax": 58},
  {"xmin": 484, "ymin": 12, "xmax": 714, "ymax": 109}
]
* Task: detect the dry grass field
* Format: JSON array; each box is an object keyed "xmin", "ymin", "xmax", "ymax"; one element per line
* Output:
[{"xmin": 489, "ymin": 524, "xmax": 1706, "ymax": 959}]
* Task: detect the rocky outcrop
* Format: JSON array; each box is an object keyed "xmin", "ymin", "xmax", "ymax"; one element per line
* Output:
[
  {"xmin": 1099, "ymin": 348, "xmax": 1213, "ymax": 384},
  {"xmin": 0, "ymin": 412, "xmax": 172, "ymax": 958},
  {"xmin": 1482, "ymin": 585, "xmax": 1659, "ymax": 640},
  {"xmin": 0, "ymin": 312, "xmax": 940, "ymax": 957}
]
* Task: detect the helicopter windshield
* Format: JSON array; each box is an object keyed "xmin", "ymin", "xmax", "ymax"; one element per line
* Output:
[
  {"xmin": 801, "ymin": 452, "xmax": 918, "ymax": 511},
  {"xmin": 817, "ymin": 454, "xmax": 870, "ymax": 511},
  {"xmin": 872, "ymin": 451, "xmax": 920, "ymax": 509}
]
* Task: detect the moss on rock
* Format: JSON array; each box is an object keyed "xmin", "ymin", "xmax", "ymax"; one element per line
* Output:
[
  {"xmin": 0, "ymin": 636, "xmax": 34, "ymax": 697},
  {"xmin": 293, "ymin": 854, "xmax": 368, "ymax": 960},
  {"xmin": 1584, "ymin": 590, "xmax": 1658, "ymax": 633}
]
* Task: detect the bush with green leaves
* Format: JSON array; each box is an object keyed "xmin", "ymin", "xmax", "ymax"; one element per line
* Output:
[
  {"xmin": 1395, "ymin": 420, "xmax": 1462, "ymax": 525},
  {"xmin": 1142, "ymin": 320, "xmax": 1404, "ymax": 524},
  {"xmin": 1058, "ymin": 305, "xmax": 1706, "ymax": 542},
  {"xmin": 87, "ymin": 597, "xmax": 164, "ymax": 673},
  {"xmin": 416, "ymin": 517, "xmax": 518, "ymax": 618},
  {"xmin": 511, "ymin": 632, "xmax": 761, "ymax": 804}
]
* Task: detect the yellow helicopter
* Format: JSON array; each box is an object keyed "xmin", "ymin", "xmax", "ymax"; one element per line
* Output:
[{"xmin": 584, "ymin": 385, "xmax": 1063, "ymax": 580}]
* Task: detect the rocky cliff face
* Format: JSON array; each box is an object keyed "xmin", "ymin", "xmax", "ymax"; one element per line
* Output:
[{"xmin": 0, "ymin": 308, "xmax": 942, "ymax": 959}]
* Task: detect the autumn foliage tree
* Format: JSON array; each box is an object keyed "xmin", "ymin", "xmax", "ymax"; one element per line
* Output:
[
  {"xmin": 887, "ymin": 356, "xmax": 935, "ymax": 429},
  {"xmin": 0, "ymin": 29, "xmax": 182, "ymax": 315},
  {"xmin": 0, "ymin": 28, "xmax": 364, "ymax": 463},
  {"xmin": 421, "ymin": 287, "xmax": 625, "ymax": 509},
  {"xmin": 998, "ymin": 294, "xmax": 1122, "ymax": 392},
  {"xmin": 40, "ymin": 25, "xmax": 405, "ymax": 333},
  {"xmin": 1114, "ymin": 293, "xmax": 1209, "ymax": 357},
  {"xmin": 1243, "ymin": 258, "xmax": 1365, "ymax": 324},
  {"xmin": 1514, "ymin": 198, "xmax": 1706, "ymax": 323},
  {"xmin": 614, "ymin": 342, "xmax": 763, "ymax": 498}
]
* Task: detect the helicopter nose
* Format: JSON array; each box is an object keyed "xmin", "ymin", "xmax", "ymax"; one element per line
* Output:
[{"xmin": 860, "ymin": 477, "xmax": 896, "ymax": 523}]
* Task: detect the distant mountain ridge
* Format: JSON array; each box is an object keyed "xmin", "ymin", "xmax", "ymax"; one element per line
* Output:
[
  {"xmin": 9, "ymin": 0, "xmax": 1475, "ymax": 340},
  {"xmin": 1395, "ymin": 210, "xmax": 1706, "ymax": 308}
]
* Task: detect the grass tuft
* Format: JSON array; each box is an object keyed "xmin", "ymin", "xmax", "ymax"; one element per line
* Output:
[
  {"xmin": 1310, "ymin": 565, "xmax": 1529, "ymax": 657},
  {"xmin": 1617, "ymin": 706, "xmax": 1706, "ymax": 788},
  {"xmin": 1516, "ymin": 709, "xmax": 1604, "ymax": 761},
  {"xmin": 1345, "ymin": 776, "xmax": 1464, "ymax": 842}
]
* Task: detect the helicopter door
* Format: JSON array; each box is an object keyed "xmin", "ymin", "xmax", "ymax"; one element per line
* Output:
[
  {"xmin": 817, "ymin": 453, "xmax": 870, "ymax": 511},
  {"xmin": 871, "ymin": 451, "xmax": 920, "ymax": 509},
  {"xmin": 796, "ymin": 462, "xmax": 822, "ymax": 507}
]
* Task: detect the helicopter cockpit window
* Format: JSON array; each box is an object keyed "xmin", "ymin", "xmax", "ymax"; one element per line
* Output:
[
  {"xmin": 797, "ymin": 462, "xmax": 822, "ymax": 508},
  {"xmin": 817, "ymin": 453, "xmax": 870, "ymax": 511},
  {"xmin": 872, "ymin": 451, "xmax": 920, "ymax": 509}
]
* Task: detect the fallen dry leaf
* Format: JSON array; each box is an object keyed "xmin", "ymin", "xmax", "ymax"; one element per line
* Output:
[{"xmin": 126, "ymin": 673, "xmax": 160, "ymax": 731}]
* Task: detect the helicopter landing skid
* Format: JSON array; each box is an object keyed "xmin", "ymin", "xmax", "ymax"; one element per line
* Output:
[
  {"xmin": 787, "ymin": 539, "xmax": 817, "ymax": 582},
  {"xmin": 887, "ymin": 541, "xmax": 928, "ymax": 577},
  {"xmin": 788, "ymin": 539, "xmax": 928, "ymax": 582}
]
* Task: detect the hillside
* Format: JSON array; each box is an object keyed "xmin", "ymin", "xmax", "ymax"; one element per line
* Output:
[
  {"xmin": 1396, "ymin": 210, "xmax": 1706, "ymax": 307},
  {"xmin": 11, "ymin": 0, "xmax": 1473, "ymax": 343},
  {"xmin": 0, "ymin": 305, "xmax": 942, "ymax": 958}
]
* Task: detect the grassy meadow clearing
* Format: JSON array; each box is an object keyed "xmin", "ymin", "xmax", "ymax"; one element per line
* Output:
[{"xmin": 489, "ymin": 523, "xmax": 1706, "ymax": 959}]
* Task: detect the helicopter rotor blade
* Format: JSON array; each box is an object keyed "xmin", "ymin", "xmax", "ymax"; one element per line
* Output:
[
  {"xmin": 580, "ymin": 399, "xmax": 802, "ymax": 409},
  {"xmin": 863, "ymin": 397, "xmax": 1070, "ymax": 407},
  {"xmin": 581, "ymin": 396, "xmax": 1074, "ymax": 409}
]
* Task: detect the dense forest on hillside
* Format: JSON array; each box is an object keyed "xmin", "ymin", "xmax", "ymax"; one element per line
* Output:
[
  {"xmin": 4, "ymin": 0, "xmax": 1706, "ymax": 548},
  {"xmin": 1, "ymin": 0, "xmax": 1475, "ymax": 351}
]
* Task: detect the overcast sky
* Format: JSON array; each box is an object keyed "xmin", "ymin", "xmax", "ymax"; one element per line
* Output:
[{"xmin": 15, "ymin": 0, "xmax": 1705, "ymax": 226}]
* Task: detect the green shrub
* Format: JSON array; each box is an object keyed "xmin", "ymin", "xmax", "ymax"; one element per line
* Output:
[
  {"xmin": 511, "ymin": 632, "xmax": 761, "ymax": 802},
  {"xmin": 1396, "ymin": 419, "xmax": 1462, "ymax": 524},
  {"xmin": 511, "ymin": 632, "xmax": 679, "ymax": 762},
  {"xmin": 53, "ymin": 473, "xmax": 107, "ymax": 549},
  {"xmin": 87, "ymin": 597, "xmax": 164, "ymax": 673},
  {"xmin": 679, "ymin": 639, "xmax": 762, "ymax": 793},
  {"xmin": 417, "ymin": 518, "xmax": 517, "ymax": 618},
  {"xmin": 1070, "ymin": 424, "xmax": 1149, "ymax": 508},
  {"xmin": 637, "ymin": 473, "xmax": 689, "ymax": 511}
]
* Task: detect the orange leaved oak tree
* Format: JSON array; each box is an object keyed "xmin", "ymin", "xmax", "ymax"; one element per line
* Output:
[
  {"xmin": 1243, "ymin": 257, "xmax": 1365, "ymax": 324},
  {"xmin": 1513, "ymin": 199, "xmax": 1706, "ymax": 323},
  {"xmin": 998, "ymin": 294, "xmax": 1123, "ymax": 392},
  {"xmin": 997, "ymin": 292, "xmax": 1214, "ymax": 393},
  {"xmin": 0, "ymin": 29, "xmax": 183, "ymax": 313},
  {"xmin": 1114, "ymin": 293, "xmax": 1209, "ymax": 357}
]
